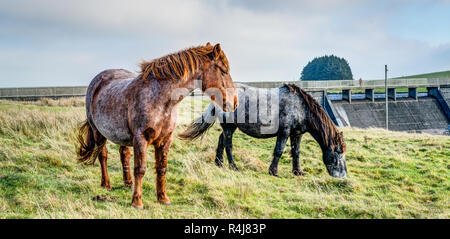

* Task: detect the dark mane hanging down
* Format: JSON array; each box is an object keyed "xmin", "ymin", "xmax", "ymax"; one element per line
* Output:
[
  {"xmin": 283, "ymin": 84, "xmax": 346, "ymax": 152},
  {"xmin": 138, "ymin": 45, "xmax": 229, "ymax": 82}
]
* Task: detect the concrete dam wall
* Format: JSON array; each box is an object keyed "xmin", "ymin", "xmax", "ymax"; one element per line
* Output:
[
  {"xmin": 303, "ymin": 88, "xmax": 449, "ymax": 134},
  {"xmin": 331, "ymin": 97, "xmax": 449, "ymax": 133},
  {"xmin": 440, "ymin": 87, "xmax": 450, "ymax": 100},
  {"xmin": 439, "ymin": 87, "xmax": 450, "ymax": 109}
]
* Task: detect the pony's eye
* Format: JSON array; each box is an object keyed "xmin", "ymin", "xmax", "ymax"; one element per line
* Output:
[{"xmin": 216, "ymin": 64, "xmax": 228, "ymax": 75}]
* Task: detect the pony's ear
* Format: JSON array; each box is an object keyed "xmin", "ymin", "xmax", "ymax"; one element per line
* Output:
[
  {"xmin": 213, "ymin": 44, "xmax": 221, "ymax": 57},
  {"xmin": 206, "ymin": 42, "xmax": 212, "ymax": 47},
  {"xmin": 207, "ymin": 44, "xmax": 221, "ymax": 60}
]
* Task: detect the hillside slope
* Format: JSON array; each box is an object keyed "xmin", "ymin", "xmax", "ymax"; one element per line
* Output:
[
  {"xmin": 395, "ymin": 70, "xmax": 450, "ymax": 79},
  {"xmin": 0, "ymin": 98, "xmax": 449, "ymax": 218}
]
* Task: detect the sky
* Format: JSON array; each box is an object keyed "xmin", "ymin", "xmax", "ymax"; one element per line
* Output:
[{"xmin": 0, "ymin": 0, "xmax": 449, "ymax": 87}]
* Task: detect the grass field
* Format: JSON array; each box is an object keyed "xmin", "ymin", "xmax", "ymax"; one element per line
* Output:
[
  {"xmin": 395, "ymin": 70, "xmax": 450, "ymax": 79},
  {"xmin": 327, "ymin": 70, "xmax": 450, "ymax": 94},
  {"xmin": 0, "ymin": 97, "xmax": 449, "ymax": 218}
]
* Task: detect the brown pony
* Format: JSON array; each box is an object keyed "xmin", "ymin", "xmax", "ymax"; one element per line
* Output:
[{"xmin": 77, "ymin": 43, "xmax": 238, "ymax": 209}]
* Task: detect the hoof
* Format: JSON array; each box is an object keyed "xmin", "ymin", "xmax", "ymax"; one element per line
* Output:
[
  {"xmin": 293, "ymin": 169, "xmax": 304, "ymax": 176},
  {"xmin": 101, "ymin": 184, "xmax": 112, "ymax": 191},
  {"xmin": 158, "ymin": 198, "xmax": 171, "ymax": 205},
  {"xmin": 132, "ymin": 197, "xmax": 143, "ymax": 209},
  {"xmin": 215, "ymin": 160, "xmax": 224, "ymax": 168},
  {"xmin": 159, "ymin": 200, "xmax": 171, "ymax": 206},
  {"xmin": 132, "ymin": 204, "xmax": 144, "ymax": 210},
  {"xmin": 268, "ymin": 169, "xmax": 279, "ymax": 177},
  {"xmin": 124, "ymin": 182, "xmax": 133, "ymax": 188},
  {"xmin": 229, "ymin": 164, "xmax": 239, "ymax": 171},
  {"xmin": 268, "ymin": 167, "xmax": 279, "ymax": 177}
]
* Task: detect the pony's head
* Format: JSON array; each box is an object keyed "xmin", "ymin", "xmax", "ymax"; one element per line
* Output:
[
  {"xmin": 138, "ymin": 43, "xmax": 238, "ymax": 112},
  {"xmin": 323, "ymin": 132, "xmax": 347, "ymax": 178},
  {"xmin": 201, "ymin": 43, "xmax": 238, "ymax": 112},
  {"xmin": 283, "ymin": 84, "xmax": 348, "ymax": 178}
]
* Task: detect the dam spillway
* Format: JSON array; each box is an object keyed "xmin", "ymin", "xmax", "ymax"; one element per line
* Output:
[{"xmin": 332, "ymin": 96, "xmax": 449, "ymax": 134}]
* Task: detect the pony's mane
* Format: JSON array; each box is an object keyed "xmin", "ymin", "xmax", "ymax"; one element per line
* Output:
[
  {"xmin": 283, "ymin": 84, "xmax": 346, "ymax": 152},
  {"xmin": 138, "ymin": 45, "xmax": 229, "ymax": 82}
]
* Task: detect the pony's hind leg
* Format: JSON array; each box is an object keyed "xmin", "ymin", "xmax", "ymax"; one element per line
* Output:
[
  {"xmin": 215, "ymin": 134, "xmax": 225, "ymax": 167},
  {"xmin": 155, "ymin": 137, "xmax": 173, "ymax": 205},
  {"xmin": 98, "ymin": 144, "xmax": 111, "ymax": 190},
  {"xmin": 223, "ymin": 125, "xmax": 238, "ymax": 171},
  {"xmin": 224, "ymin": 135, "xmax": 238, "ymax": 171},
  {"xmin": 119, "ymin": 146, "xmax": 133, "ymax": 188},
  {"xmin": 268, "ymin": 133, "xmax": 289, "ymax": 177},
  {"xmin": 290, "ymin": 134, "xmax": 304, "ymax": 176}
]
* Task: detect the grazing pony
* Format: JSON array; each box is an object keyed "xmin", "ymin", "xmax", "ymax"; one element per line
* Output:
[
  {"xmin": 77, "ymin": 43, "xmax": 238, "ymax": 209},
  {"xmin": 180, "ymin": 84, "xmax": 347, "ymax": 178}
]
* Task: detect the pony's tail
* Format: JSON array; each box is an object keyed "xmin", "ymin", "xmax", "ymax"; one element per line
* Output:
[
  {"xmin": 179, "ymin": 103, "xmax": 218, "ymax": 140},
  {"xmin": 76, "ymin": 119, "xmax": 105, "ymax": 165}
]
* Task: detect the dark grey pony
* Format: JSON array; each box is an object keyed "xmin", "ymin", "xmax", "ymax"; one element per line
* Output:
[{"xmin": 180, "ymin": 84, "xmax": 347, "ymax": 178}]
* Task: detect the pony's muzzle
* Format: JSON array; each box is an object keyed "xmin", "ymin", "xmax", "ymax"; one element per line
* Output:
[
  {"xmin": 233, "ymin": 95, "xmax": 238, "ymax": 110},
  {"xmin": 328, "ymin": 167, "xmax": 346, "ymax": 178},
  {"xmin": 224, "ymin": 101, "xmax": 234, "ymax": 112},
  {"xmin": 327, "ymin": 156, "xmax": 347, "ymax": 178},
  {"xmin": 223, "ymin": 96, "xmax": 238, "ymax": 112}
]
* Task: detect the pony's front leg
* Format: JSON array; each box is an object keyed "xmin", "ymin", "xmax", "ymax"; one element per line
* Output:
[
  {"xmin": 290, "ymin": 134, "xmax": 304, "ymax": 176},
  {"xmin": 155, "ymin": 137, "xmax": 172, "ymax": 205},
  {"xmin": 131, "ymin": 134, "xmax": 148, "ymax": 209},
  {"xmin": 268, "ymin": 133, "xmax": 288, "ymax": 177}
]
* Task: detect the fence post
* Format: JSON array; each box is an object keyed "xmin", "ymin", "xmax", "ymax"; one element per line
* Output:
[{"xmin": 385, "ymin": 65, "xmax": 388, "ymax": 130}]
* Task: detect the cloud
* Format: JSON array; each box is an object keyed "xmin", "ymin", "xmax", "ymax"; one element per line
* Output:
[{"xmin": 0, "ymin": 0, "xmax": 449, "ymax": 87}]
